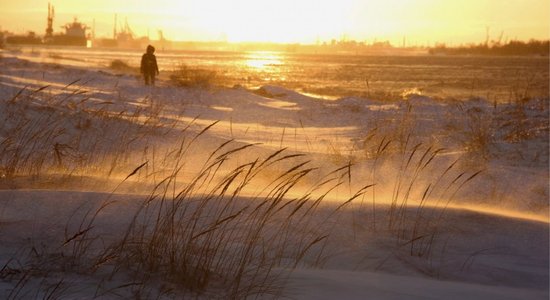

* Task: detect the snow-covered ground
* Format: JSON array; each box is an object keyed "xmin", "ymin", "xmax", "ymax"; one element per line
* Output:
[{"xmin": 0, "ymin": 50, "xmax": 548, "ymax": 299}]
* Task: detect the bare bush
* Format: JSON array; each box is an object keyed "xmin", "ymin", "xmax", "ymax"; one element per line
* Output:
[
  {"xmin": 170, "ymin": 64, "xmax": 221, "ymax": 89},
  {"xmin": 109, "ymin": 59, "xmax": 137, "ymax": 73}
]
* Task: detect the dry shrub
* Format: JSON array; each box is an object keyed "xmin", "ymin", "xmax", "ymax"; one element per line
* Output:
[
  {"xmin": 170, "ymin": 64, "xmax": 220, "ymax": 89},
  {"xmin": 110, "ymin": 59, "xmax": 136, "ymax": 72},
  {"xmin": 462, "ymin": 107, "xmax": 495, "ymax": 159}
]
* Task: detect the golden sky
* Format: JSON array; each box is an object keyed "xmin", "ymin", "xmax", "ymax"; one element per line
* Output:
[{"xmin": 1, "ymin": 0, "xmax": 549, "ymax": 45}]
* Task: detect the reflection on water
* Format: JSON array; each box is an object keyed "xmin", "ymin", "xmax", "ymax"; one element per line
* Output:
[
  {"xmin": 244, "ymin": 51, "xmax": 283, "ymax": 70},
  {"xmin": 14, "ymin": 46, "xmax": 550, "ymax": 102}
]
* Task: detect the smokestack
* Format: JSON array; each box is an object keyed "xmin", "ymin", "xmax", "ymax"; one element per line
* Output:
[
  {"xmin": 113, "ymin": 14, "xmax": 117, "ymax": 39},
  {"xmin": 45, "ymin": 2, "xmax": 54, "ymax": 39}
]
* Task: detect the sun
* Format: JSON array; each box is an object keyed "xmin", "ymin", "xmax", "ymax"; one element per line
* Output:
[{"xmin": 177, "ymin": 0, "xmax": 354, "ymax": 43}]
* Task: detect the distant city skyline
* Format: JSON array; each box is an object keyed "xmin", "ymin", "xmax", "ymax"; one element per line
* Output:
[{"xmin": 1, "ymin": 0, "xmax": 548, "ymax": 46}]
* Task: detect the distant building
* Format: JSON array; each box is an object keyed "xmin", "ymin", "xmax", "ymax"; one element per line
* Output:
[
  {"xmin": 6, "ymin": 3, "xmax": 89, "ymax": 47},
  {"xmin": 47, "ymin": 17, "xmax": 89, "ymax": 46},
  {"xmin": 93, "ymin": 17, "xmax": 150, "ymax": 49}
]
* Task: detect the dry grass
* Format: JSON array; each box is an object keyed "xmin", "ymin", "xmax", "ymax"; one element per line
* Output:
[
  {"xmin": 0, "ymin": 87, "xmax": 364, "ymax": 297},
  {"xmin": 170, "ymin": 64, "xmax": 222, "ymax": 89},
  {"xmin": 109, "ymin": 59, "xmax": 137, "ymax": 73},
  {"xmin": 108, "ymin": 148, "xmax": 347, "ymax": 297},
  {"xmin": 0, "ymin": 144, "xmax": 361, "ymax": 298},
  {"xmin": 452, "ymin": 104, "xmax": 496, "ymax": 160},
  {"xmin": 356, "ymin": 103, "xmax": 484, "ymax": 261},
  {"xmin": 0, "ymin": 85, "xmax": 177, "ymax": 188},
  {"xmin": 0, "ymin": 80, "xmax": 516, "ymax": 298}
]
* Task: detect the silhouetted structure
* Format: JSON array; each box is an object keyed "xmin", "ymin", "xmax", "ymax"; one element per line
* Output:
[
  {"xmin": 140, "ymin": 45, "xmax": 159, "ymax": 85},
  {"xmin": 6, "ymin": 31, "xmax": 41, "ymax": 45},
  {"xmin": 94, "ymin": 15, "xmax": 150, "ymax": 49},
  {"xmin": 45, "ymin": 3, "xmax": 54, "ymax": 40},
  {"xmin": 44, "ymin": 3, "xmax": 89, "ymax": 46},
  {"xmin": 6, "ymin": 3, "xmax": 88, "ymax": 46},
  {"xmin": 429, "ymin": 39, "xmax": 549, "ymax": 56}
]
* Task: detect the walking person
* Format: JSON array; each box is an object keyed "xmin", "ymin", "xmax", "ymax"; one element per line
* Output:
[{"xmin": 140, "ymin": 45, "xmax": 159, "ymax": 85}]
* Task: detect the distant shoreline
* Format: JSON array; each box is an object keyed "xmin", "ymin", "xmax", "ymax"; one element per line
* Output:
[{"xmin": 2, "ymin": 36, "xmax": 548, "ymax": 57}]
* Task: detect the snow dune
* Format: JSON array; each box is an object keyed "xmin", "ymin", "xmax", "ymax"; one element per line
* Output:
[{"xmin": 0, "ymin": 51, "xmax": 547, "ymax": 299}]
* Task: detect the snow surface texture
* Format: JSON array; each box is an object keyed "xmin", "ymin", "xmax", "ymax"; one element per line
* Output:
[{"xmin": 0, "ymin": 51, "xmax": 548, "ymax": 299}]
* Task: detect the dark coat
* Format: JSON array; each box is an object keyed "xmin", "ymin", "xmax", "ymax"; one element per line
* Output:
[{"xmin": 140, "ymin": 53, "xmax": 159, "ymax": 74}]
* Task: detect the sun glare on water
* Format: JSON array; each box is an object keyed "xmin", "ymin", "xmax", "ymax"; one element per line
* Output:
[{"xmin": 244, "ymin": 52, "xmax": 283, "ymax": 69}]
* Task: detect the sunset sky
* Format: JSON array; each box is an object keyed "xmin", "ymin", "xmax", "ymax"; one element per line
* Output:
[{"xmin": 1, "ymin": 0, "xmax": 548, "ymax": 45}]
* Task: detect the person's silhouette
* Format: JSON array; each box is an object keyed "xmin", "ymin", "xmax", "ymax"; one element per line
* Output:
[{"xmin": 140, "ymin": 45, "xmax": 159, "ymax": 85}]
